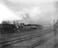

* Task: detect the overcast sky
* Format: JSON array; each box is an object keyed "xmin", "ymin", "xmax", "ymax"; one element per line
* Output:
[
  {"xmin": 0, "ymin": 0, "xmax": 57, "ymax": 26},
  {"xmin": 8, "ymin": 0, "xmax": 55, "ymax": 3}
]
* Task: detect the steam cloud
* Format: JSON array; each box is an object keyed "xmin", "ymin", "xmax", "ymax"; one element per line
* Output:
[{"xmin": 17, "ymin": 6, "xmax": 56, "ymax": 26}]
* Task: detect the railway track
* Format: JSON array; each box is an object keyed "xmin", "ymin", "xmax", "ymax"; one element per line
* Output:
[{"xmin": 0, "ymin": 22, "xmax": 55, "ymax": 48}]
